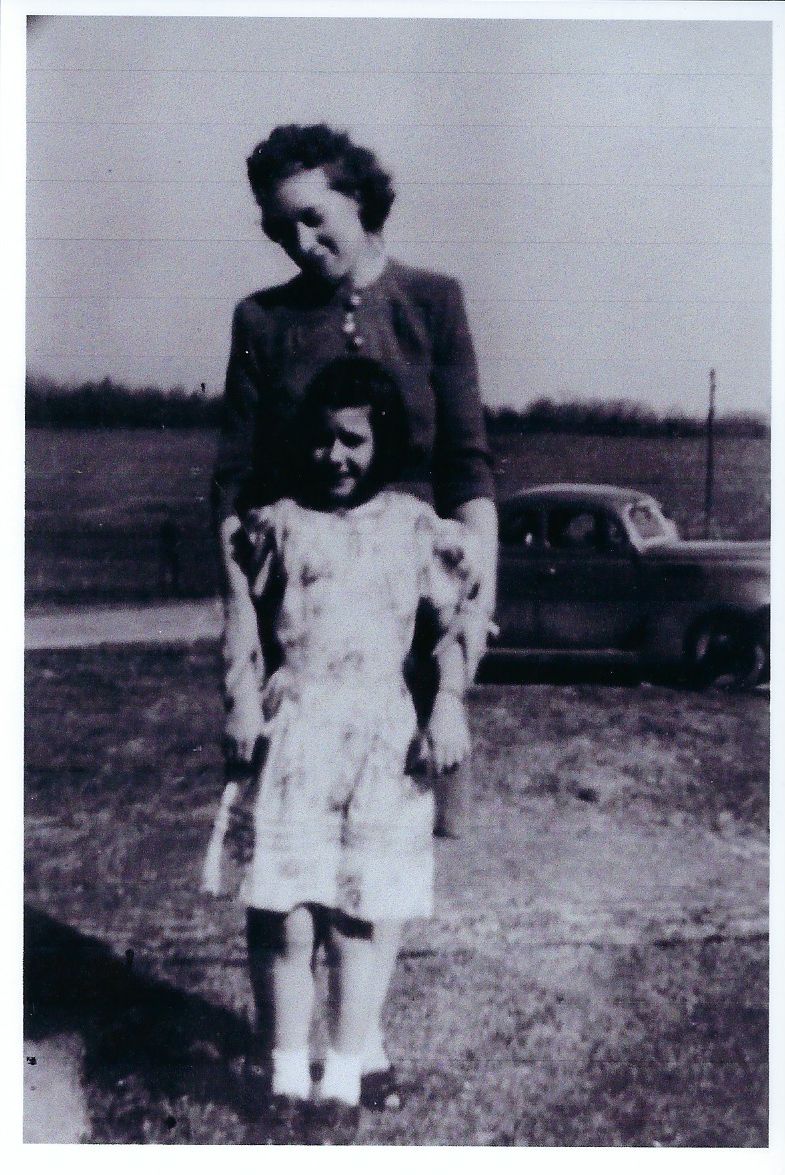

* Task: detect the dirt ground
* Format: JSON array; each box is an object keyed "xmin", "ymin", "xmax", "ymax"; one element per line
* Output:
[
  {"xmin": 25, "ymin": 599, "xmax": 222, "ymax": 650},
  {"xmin": 23, "ymin": 637, "xmax": 769, "ymax": 1145}
]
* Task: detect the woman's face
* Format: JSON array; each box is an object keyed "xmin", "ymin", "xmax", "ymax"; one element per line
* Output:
[
  {"xmin": 308, "ymin": 405, "xmax": 376, "ymax": 506},
  {"xmin": 262, "ymin": 167, "xmax": 369, "ymax": 285}
]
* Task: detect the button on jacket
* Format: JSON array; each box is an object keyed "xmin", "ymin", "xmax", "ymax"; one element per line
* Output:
[{"xmin": 211, "ymin": 258, "xmax": 495, "ymax": 522}]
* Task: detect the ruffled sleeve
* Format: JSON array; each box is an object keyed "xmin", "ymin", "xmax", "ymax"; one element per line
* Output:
[
  {"xmin": 416, "ymin": 505, "xmax": 482, "ymax": 633},
  {"xmin": 242, "ymin": 504, "xmax": 282, "ymax": 601},
  {"xmin": 221, "ymin": 503, "xmax": 283, "ymax": 759}
]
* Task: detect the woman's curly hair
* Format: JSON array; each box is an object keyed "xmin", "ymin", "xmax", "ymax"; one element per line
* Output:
[{"xmin": 247, "ymin": 123, "xmax": 396, "ymax": 233}]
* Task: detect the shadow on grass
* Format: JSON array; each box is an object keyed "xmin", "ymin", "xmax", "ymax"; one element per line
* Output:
[
  {"xmin": 477, "ymin": 654, "xmax": 770, "ymax": 697},
  {"xmin": 24, "ymin": 905, "xmax": 258, "ymax": 1130},
  {"xmin": 478, "ymin": 652, "xmax": 651, "ymax": 688}
]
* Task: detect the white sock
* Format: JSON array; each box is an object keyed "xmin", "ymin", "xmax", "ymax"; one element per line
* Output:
[
  {"xmin": 362, "ymin": 1027, "xmax": 390, "ymax": 1075},
  {"xmin": 317, "ymin": 1048, "xmax": 362, "ymax": 1105},
  {"xmin": 271, "ymin": 1047, "xmax": 310, "ymax": 1098}
]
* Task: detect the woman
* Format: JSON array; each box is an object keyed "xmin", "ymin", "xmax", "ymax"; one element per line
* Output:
[{"xmin": 211, "ymin": 123, "xmax": 497, "ymax": 1112}]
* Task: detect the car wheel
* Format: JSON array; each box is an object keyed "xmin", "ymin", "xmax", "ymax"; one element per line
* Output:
[{"xmin": 685, "ymin": 615, "xmax": 768, "ymax": 690}]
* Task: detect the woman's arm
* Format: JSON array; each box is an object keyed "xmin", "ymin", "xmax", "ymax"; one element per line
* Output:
[
  {"xmin": 211, "ymin": 301, "xmax": 263, "ymax": 539},
  {"xmin": 426, "ymin": 279, "xmax": 498, "ymax": 771},
  {"xmin": 430, "ymin": 276, "xmax": 495, "ymax": 686},
  {"xmin": 428, "ymin": 638, "xmax": 471, "ymax": 772},
  {"xmin": 419, "ymin": 512, "xmax": 485, "ymax": 772},
  {"xmin": 426, "ymin": 501, "xmax": 497, "ymax": 773},
  {"xmin": 203, "ymin": 509, "xmax": 278, "ymax": 898},
  {"xmin": 212, "ymin": 302, "xmax": 269, "ymax": 767},
  {"xmin": 218, "ymin": 516, "xmax": 266, "ymax": 771},
  {"xmin": 430, "ymin": 276, "xmax": 495, "ymax": 518},
  {"xmin": 428, "ymin": 275, "xmax": 498, "ymax": 674}
]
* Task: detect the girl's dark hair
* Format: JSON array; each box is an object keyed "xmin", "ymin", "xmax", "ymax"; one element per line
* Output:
[
  {"xmin": 247, "ymin": 123, "xmax": 396, "ymax": 233},
  {"xmin": 295, "ymin": 357, "xmax": 410, "ymax": 494}
]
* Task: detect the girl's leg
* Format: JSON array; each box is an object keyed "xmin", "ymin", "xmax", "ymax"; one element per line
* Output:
[
  {"xmin": 246, "ymin": 907, "xmax": 277, "ymax": 1054},
  {"xmin": 321, "ymin": 915, "xmax": 402, "ymax": 1105},
  {"xmin": 246, "ymin": 905, "xmax": 316, "ymax": 1097},
  {"xmin": 359, "ymin": 920, "xmax": 402, "ymax": 1074}
]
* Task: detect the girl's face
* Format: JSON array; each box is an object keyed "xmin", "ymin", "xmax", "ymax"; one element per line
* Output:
[
  {"xmin": 309, "ymin": 405, "xmax": 376, "ymax": 507},
  {"xmin": 262, "ymin": 167, "xmax": 369, "ymax": 285}
]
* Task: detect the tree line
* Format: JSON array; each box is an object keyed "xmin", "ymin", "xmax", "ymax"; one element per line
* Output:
[
  {"xmin": 485, "ymin": 398, "xmax": 769, "ymax": 438},
  {"xmin": 25, "ymin": 376, "xmax": 769, "ymax": 438},
  {"xmin": 25, "ymin": 375, "xmax": 222, "ymax": 428}
]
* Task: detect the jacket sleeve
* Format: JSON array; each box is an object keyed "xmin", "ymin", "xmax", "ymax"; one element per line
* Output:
[
  {"xmin": 211, "ymin": 300, "xmax": 264, "ymax": 528},
  {"xmin": 429, "ymin": 277, "xmax": 495, "ymax": 516}
]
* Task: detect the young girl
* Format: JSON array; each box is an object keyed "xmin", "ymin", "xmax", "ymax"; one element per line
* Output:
[{"xmin": 203, "ymin": 356, "xmax": 480, "ymax": 1142}]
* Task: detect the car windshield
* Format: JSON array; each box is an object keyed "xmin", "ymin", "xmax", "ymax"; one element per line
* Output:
[{"xmin": 627, "ymin": 502, "xmax": 671, "ymax": 544}]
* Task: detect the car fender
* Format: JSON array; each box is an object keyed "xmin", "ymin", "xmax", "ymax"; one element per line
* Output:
[
  {"xmin": 638, "ymin": 600, "xmax": 761, "ymax": 665},
  {"xmin": 751, "ymin": 605, "xmax": 770, "ymax": 646}
]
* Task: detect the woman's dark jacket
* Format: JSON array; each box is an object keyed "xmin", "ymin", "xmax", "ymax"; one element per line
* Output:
[{"xmin": 211, "ymin": 259, "xmax": 495, "ymax": 522}]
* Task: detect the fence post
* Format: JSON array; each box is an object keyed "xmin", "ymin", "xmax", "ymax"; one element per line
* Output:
[{"xmin": 704, "ymin": 368, "xmax": 715, "ymax": 539}]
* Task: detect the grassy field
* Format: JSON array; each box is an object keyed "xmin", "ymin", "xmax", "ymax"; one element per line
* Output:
[
  {"xmin": 24, "ymin": 644, "xmax": 768, "ymax": 1145},
  {"xmin": 26, "ymin": 427, "xmax": 769, "ymax": 605},
  {"xmin": 26, "ymin": 427, "xmax": 221, "ymax": 605}
]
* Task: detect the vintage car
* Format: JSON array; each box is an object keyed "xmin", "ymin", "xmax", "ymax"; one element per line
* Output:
[{"xmin": 493, "ymin": 484, "xmax": 769, "ymax": 688}]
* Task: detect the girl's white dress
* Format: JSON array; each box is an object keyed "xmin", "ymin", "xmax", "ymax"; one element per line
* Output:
[{"xmin": 203, "ymin": 490, "xmax": 477, "ymax": 921}]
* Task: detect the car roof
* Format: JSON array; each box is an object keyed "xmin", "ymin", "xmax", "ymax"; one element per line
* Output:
[{"xmin": 500, "ymin": 483, "xmax": 657, "ymax": 510}]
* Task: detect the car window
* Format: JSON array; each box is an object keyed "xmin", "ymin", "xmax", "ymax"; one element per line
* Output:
[
  {"xmin": 546, "ymin": 508, "xmax": 600, "ymax": 550},
  {"xmin": 500, "ymin": 507, "xmax": 539, "ymax": 547},
  {"xmin": 628, "ymin": 504, "xmax": 666, "ymax": 542},
  {"xmin": 603, "ymin": 513, "xmax": 629, "ymax": 550}
]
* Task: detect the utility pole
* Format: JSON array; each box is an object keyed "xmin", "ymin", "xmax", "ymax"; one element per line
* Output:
[{"xmin": 704, "ymin": 368, "xmax": 716, "ymax": 539}]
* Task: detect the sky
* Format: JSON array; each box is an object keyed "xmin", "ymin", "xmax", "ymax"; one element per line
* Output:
[{"xmin": 25, "ymin": 12, "xmax": 774, "ymax": 415}]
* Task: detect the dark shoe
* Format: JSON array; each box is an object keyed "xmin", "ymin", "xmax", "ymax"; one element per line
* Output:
[
  {"xmin": 239, "ymin": 1055, "xmax": 271, "ymax": 1121},
  {"xmin": 243, "ymin": 1055, "xmax": 271, "ymax": 1090},
  {"xmin": 305, "ymin": 1098, "xmax": 361, "ymax": 1145},
  {"xmin": 255, "ymin": 1094, "xmax": 309, "ymax": 1145},
  {"xmin": 360, "ymin": 1065, "xmax": 404, "ymax": 1111}
]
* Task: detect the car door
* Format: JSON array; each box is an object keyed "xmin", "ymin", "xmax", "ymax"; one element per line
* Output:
[
  {"xmin": 495, "ymin": 504, "xmax": 545, "ymax": 646},
  {"xmin": 536, "ymin": 505, "xmax": 643, "ymax": 648}
]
